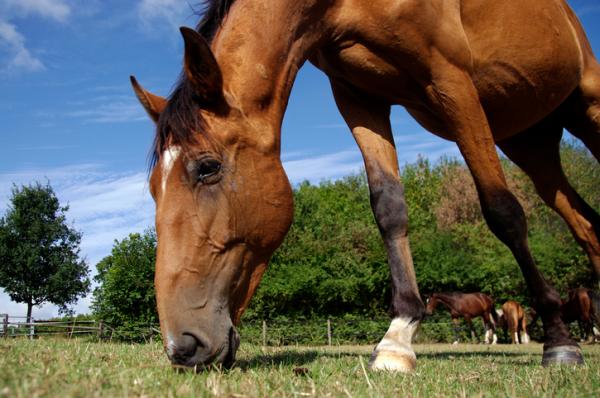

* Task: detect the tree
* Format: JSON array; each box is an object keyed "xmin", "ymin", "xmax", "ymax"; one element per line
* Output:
[
  {"xmin": 91, "ymin": 230, "xmax": 157, "ymax": 329},
  {"xmin": 0, "ymin": 182, "xmax": 90, "ymax": 320}
]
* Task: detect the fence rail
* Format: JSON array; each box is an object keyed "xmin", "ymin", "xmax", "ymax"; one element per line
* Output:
[{"xmin": 0, "ymin": 314, "xmax": 543, "ymax": 344}]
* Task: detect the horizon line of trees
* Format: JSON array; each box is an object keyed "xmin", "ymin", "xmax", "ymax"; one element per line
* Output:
[{"xmin": 92, "ymin": 139, "xmax": 598, "ymax": 328}]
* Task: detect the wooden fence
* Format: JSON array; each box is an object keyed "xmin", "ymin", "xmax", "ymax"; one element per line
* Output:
[
  {"xmin": 0, "ymin": 314, "xmax": 121, "ymax": 340},
  {"xmin": 1, "ymin": 314, "xmax": 536, "ymax": 345}
]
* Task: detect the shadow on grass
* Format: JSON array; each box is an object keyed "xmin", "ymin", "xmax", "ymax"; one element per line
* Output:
[
  {"xmin": 235, "ymin": 346, "xmax": 546, "ymax": 369},
  {"xmin": 237, "ymin": 350, "xmax": 370, "ymax": 370}
]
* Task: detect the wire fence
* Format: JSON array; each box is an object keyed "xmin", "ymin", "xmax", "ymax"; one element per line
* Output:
[{"xmin": 2, "ymin": 313, "xmax": 540, "ymax": 345}]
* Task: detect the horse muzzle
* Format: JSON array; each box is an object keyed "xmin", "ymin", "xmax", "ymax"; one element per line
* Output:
[{"xmin": 166, "ymin": 326, "xmax": 240, "ymax": 370}]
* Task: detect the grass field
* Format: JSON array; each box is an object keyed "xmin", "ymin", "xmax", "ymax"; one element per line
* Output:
[{"xmin": 1, "ymin": 339, "xmax": 599, "ymax": 397}]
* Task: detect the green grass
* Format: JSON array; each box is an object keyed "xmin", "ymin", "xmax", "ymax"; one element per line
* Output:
[{"xmin": 1, "ymin": 338, "xmax": 598, "ymax": 397}]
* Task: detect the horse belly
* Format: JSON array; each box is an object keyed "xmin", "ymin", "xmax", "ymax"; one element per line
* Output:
[{"xmin": 462, "ymin": 0, "xmax": 584, "ymax": 139}]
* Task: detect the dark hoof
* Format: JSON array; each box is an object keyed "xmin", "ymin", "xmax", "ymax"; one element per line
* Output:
[{"xmin": 541, "ymin": 345, "xmax": 584, "ymax": 366}]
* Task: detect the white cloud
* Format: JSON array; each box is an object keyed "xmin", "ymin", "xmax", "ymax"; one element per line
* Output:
[
  {"xmin": 283, "ymin": 150, "xmax": 364, "ymax": 184},
  {"xmin": 137, "ymin": 0, "xmax": 195, "ymax": 34},
  {"xmin": 66, "ymin": 98, "xmax": 147, "ymax": 123},
  {"xmin": 0, "ymin": 0, "xmax": 73, "ymax": 75},
  {"xmin": 0, "ymin": 21, "xmax": 45, "ymax": 73},
  {"xmin": 3, "ymin": 0, "xmax": 71, "ymax": 23},
  {"xmin": 0, "ymin": 164, "xmax": 154, "ymax": 318}
]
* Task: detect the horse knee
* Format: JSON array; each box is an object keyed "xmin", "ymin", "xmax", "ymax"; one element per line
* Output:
[
  {"xmin": 369, "ymin": 175, "xmax": 409, "ymax": 238},
  {"xmin": 480, "ymin": 189, "xmax": 528, "ymax": 248}
]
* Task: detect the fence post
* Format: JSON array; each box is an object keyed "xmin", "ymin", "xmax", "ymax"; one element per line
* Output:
[
  {"xmin": 2, "ymin": 314, "xmax": 7, "ymax": 338},
  {"xmin": 327, "ymin": 318, "xmax": 332, "ymax": 346},
  {"xmin": 262, "ymin": 320, "xmax": 267, "ymax": 347},
  {"xmin": 98, "ymin": 320, "xmax": 104, "ymax": 340},
  {"xmin": 69, "ymin": 318, "xmax": 76, "ymax": 339},
  {"xmin": 29, "ymin": 317, "xmax": 34, "ymax": 340}
]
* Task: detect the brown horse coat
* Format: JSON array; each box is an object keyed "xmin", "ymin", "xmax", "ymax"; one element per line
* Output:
[
  {"xmin": 426, "ymin": 292, "xmax": 498, "ymax": 344},
  {"xmin": 562, "ymin": 288, "xmax": 600, "ymax": 342},
  {"xmin": 498, "ymin": 300, "xmax": 529, "ymax": 344},
  {"xmin": 132, "ymin": 0, "xmax": 598, "ymax": 369}
]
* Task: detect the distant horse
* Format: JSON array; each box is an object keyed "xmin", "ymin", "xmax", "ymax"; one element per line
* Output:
[
  {"xmin": 426, "ymin": 292, "xmax": 498, "ymax": 344},
  {"xmin": 132, "ymin": 0, "xmax": 599, "ymax": 370},
  {"xmin": 561, "ymin": 288, "xmax": 600, "ymax": 342},
  {"xmin": 496, "ymin": 300, "xmax": 530, "ymax": 344}
]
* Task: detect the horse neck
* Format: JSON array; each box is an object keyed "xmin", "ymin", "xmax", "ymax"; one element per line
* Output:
[
  {"xmin": 211, "ymin": 0, "xmax": 332, "ymax": 149},
  {"xmin": 433, "ymin": 293, "xmax": 459, "ymax": 312}
]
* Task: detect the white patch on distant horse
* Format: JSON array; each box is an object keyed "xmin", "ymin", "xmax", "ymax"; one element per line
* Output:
[
  {"xmin": 162, "ymin": 146, "xmax": 181, "ymax": 195},
  {"xmin": 514, "ymin": 332, "xmax": 520, "ymax": 344},
  {"xmin": 522, "ymin": 332, "xmax": 530, "ymax": 344},
  {"xmin": 484, "ymin": 328, "xmax": 497, "ymax": 344},
  {"xmin": 369, "ymin": 317, "xmax": 418, "ymax": 372}
]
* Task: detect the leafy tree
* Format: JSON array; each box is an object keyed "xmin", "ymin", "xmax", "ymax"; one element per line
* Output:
[
  {"xmin": 91, "ymin": 230, "xmax": 157, "ymax": 329},
  {"xmin": 0, "ymin": 182, "xmax": 90, "ymax": 319}
]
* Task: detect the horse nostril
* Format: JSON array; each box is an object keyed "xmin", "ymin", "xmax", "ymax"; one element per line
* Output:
[{"xmin": 169, "ymin": 334, "xmax": 200, "ymax": 365}]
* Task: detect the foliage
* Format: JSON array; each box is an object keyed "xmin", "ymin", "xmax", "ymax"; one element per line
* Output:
[
  {"xmin": 91, "ymin": 229, "xmax": 157, "ymax": 333},
  {"xmin": 0, "ymin": 182, "xmax": 90, "ymax": 317},
  {"xmin": 91, "ymin": 138, "xmax": 598, "ymax": 333},
  {"xmin": 245, "ymin": 175, "xmax": 390, "ymax": 319}
]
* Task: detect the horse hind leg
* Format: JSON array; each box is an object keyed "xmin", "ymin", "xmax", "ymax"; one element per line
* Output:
[
  {"xmin": 498, "ymin": 120, "xmax": 588, "ymax": 362},
  {"xmin": 503, "ymin": 110, "xmax": 600, "ymax": 280},
  {"xmin": 482, "ymin": 312, "xmax": 498, "ymax": 344},
  {"xmin": 562, "ymin": 61, "xmax": 600, "ymax": 286},
  {"xmin": 564, "ymin": 59, "xmax": 600, "ymax": 164},
  {"xmin": 521, "ymin": 314, "xmax": 531, "ymax": 344},
  {"xmin": 422, "ymin": 53, "xmax": 580, "ymax": 364}
]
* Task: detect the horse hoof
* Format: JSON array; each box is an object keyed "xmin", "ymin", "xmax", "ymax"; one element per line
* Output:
[
  {"xmin": 541, "ymin": 345, "xmax": 584, "ymax": 366},
  {"xmin": 368, "ymin": 349, "xmax": 416, "ymax": 372}
]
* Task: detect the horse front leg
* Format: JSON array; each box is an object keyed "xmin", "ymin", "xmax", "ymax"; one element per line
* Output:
[
  {"xmin": 426, "ymin": 53, "xmax": 582, "ymax": 365},
  {"xmin": 482, "ymin": 313, "xmax": 497, "ymax": 344},
  {"xmin": 452, "ymin": 317, "xmax": 461, "ymax": 344},
  {"xmin": 330, "ymin": 80, "xmax": 425, "ymax": 372}
]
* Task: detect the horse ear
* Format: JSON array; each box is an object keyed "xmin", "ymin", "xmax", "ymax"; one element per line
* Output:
[
  {"xmin": 130, "ymin": 76, "xmax": 167, "ymax": 123},
  {"xmin": 180, "ymin": 26, "xmax": 223, "ymax": 105}
]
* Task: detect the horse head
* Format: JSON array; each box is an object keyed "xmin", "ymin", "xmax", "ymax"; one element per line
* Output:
[
  {"xmin": 132, "ymin": 28, "xmax": 293, "ymax": 368},
  {"xmin": 424, "ymin": 294, "xmax": 437, "ymax": 315}
]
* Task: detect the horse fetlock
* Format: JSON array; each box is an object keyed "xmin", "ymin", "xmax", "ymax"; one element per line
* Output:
[
  {"xmin": 369, "ymin": 348, "xmax": 416, "ymax": 372},
  {"xmin": 369, "ymin": 317, "xmax": 419, "ymax": 372}
]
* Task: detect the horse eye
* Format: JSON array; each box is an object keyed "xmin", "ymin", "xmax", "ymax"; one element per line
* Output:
[{"xmin": 196, "ymin": 158, "xmax": 222, "ymax": 183}]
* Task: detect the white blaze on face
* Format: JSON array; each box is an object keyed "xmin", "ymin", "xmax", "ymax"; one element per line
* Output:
[
  {"xmin": 161, "ymin": 146, "xmax": 181, "ymax": 195},
  {"xmin": 369, "ymin": 317, "xmax": 419, "ymax": 372}
]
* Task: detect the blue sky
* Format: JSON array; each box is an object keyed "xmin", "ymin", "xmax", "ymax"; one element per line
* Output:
[{"xmin": 1, "ymin": 1, "xmax": 599, "ymax": 318}]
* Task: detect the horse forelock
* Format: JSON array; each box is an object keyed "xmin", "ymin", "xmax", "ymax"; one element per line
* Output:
[
  {"xmin": 149, "ymin": 0, "xmax": 236, "ymax": 172},
  {"xmin": 149, "ymin": 81, "xmax": 205, "ymax": 171}
]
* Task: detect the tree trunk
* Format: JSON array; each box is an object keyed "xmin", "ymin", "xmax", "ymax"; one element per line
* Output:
[
  {"xmin": 26, "ymin": 301, "xmax": 32, "ymax": 321},
  {"xmin": 26, "ymin": 300, "xmax": 33, "ymax": 339}
]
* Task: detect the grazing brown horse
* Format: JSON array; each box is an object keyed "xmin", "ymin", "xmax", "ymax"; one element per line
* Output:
[
  {"xmin": 426, "ymin": 292, "xmax": 498, "ymax": 344},
  {"xmin": 561, "ymin": 288, "xmax": 600, "ymax": 342},
  {"xmin": 497, "ymin": 300, "xmax": 530, "ymax": 344},
  {"xmin": 132, "ymin": 0, "xmax": 600, "ymax": 371}
]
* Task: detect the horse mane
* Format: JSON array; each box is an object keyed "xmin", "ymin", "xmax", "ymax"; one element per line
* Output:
[{"xmin": 149, "ymin": 0, "xmax": 237, "ymax": 169}]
